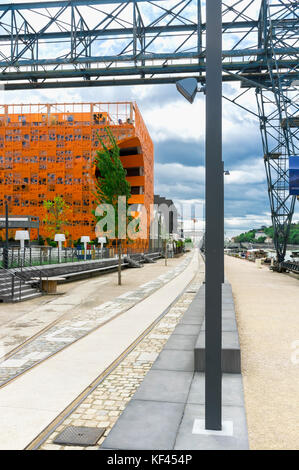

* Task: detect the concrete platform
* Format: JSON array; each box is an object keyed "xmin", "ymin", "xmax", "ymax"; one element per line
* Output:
[
  {"xmin": 101, "ymin": 281, "xmax": 249, "ymax": 451},
  {"xmin": 194, "ymin": 284, "xmax": 241, "ymax": 374},
  {"xmin": 174, "ymin": 403, "xmax": 248, "ymax": 450}
]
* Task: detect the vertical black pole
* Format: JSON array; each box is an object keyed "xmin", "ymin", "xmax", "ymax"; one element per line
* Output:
[
  {"xmin": 222, "ymin": 162, "xmax": 224, "ymax": 283},
  {"xmin": 4, "ymin": 201, "xmax": 9, "ymax": 269},
  {"xmin": 205, "ymin": 0, "xmax": 223, "ymax": 430}
]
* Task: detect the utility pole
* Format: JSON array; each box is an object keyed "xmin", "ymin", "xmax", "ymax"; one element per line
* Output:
[
  {"xmin": 205, "ymin": 0, "xmax": 223, "ymax": 430},
  {"xmin": 3, "ymin": 200, "xmax": 9, "ymax": 269}
]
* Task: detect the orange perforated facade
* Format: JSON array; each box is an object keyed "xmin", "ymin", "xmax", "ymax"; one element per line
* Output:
[{"xmin": 0, "ymin": 102, "xmax": 154, "ymax": 250}]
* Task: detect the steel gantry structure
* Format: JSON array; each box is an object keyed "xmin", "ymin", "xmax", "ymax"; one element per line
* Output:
[{"xmin": 0, "ymin": 0, "xmax": 298, "ymax": 263}]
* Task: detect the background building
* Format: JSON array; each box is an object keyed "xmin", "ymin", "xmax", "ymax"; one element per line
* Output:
[{"xmin": 0, "ymin": 102, "xmax": 154, "ymax": 250}]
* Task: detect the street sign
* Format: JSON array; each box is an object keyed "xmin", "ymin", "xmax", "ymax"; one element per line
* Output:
[{"xmin": 289, "ymin": 156, "xmax": 299, "ymax": 195}]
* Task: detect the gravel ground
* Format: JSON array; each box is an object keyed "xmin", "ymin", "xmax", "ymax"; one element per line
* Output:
[{"xmin": 225, "ymin": 256, "xmax": 299, "ymax": 450}]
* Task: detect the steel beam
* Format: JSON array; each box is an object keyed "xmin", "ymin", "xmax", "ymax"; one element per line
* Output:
[{"xmin": 0, "ymin": 0, "xmax": 154, "ymax": 10}]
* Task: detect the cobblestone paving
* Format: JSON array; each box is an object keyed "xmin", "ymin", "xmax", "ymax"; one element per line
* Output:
[
  {"xmin": 0, "ymin": 254, "xmax": 193, "ymax": 387},
  {"xmin": 38, "ymin": 272, "xmax": 204, "ymax": 450}
]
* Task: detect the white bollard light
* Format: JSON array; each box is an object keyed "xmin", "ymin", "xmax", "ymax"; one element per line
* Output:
[
  {"xmin": 15, "ymin": 230, "xmax": 30, "ymax": 265},
  {"xmin": 98, "ymin": 236, "xmax": 107, "ymax": 258},
  {"xmin": 81, "ymin": 236, "xmax": 90, "ymax": 261},
  {"xmin": 54, "ymin": 234, "xmax": 66, "ymax": 263}
]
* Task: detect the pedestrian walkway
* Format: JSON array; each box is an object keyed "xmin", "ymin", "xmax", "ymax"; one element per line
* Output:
[
  {"xmin": 36, "ymin": 278, "xmax": 204, "ymax": 450},
  {"xmin": 0, "ymin": 254, "xmax": 192, "ymax": 387},
  {"xmin": 0, "ymin": 251, "xmax": 198, "ymax": 450},
  {"xmin": 0, "ymin": 254, "xmax": 188, "ymax": 359},
  {"xmin": 225, "ymin": 255, "xmax": 299, "ymax": 450}
]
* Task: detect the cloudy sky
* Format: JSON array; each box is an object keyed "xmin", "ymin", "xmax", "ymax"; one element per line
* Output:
[{"xmin": 1, "ymin": 0, "xmax": 298, "ymax": 237}]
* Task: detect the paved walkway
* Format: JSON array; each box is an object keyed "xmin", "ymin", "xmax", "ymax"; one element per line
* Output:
[
  {"xmin": 38, "ymin": 274, "xmax": 204, "ymax": 450},
  {"xmin": 0, "ymin": 251, "xmax": 198, "ymax": 450},
  {"xmin": 0, "ymin": 255, "xmax": 187, "ymax": 359},
  {"xmin": 0, "ymin": 254, "xmax": 193, "ymax": 387},
  {"xmin": 225, "ymin": 256, "xmax": 299, "ymax": 450}
]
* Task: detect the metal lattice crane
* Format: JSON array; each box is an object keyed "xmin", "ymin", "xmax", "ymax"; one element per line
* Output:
[
  {"xmin": 0, "ymin": 0, "xmax": 298, "ymax": 263},
  {"xmin": 255, "ymin": 1, "xmax": 299, "ymax": 264}
]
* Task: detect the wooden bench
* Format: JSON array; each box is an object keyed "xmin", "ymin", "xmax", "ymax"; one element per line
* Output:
[
  {"xmin": 32, "ymin": 276, "xmax": 66, "ymax": 294},
  {"xmin": 42, "ymin": 277, "xmax": 66, "ymax": 293}
]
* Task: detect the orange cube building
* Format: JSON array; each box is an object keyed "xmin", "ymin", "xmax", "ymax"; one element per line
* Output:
[{"xmin": 0, "ymin": 102, "xmax": 154, "ymax": 250}]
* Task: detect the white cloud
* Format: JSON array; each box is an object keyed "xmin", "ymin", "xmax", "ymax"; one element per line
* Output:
[
  {"xmin": 142, "ymin": 96, "xmax": 206, "ymax": 143},
  {"xmin": 225, "ymin": 162, "xmax": 266, "ymax": 185},
  {"xmin": 155, "ymin": 162, "xmax": 204, "ymax": 183}
]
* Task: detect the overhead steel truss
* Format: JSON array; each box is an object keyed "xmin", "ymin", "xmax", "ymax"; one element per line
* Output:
[
  {"xmin": 255, "ymin": 1, "xmax": 299, "ymax": 263},
  {"xmin": 0, "ymin": 0, "xmax": 298, "ymax": 263}
]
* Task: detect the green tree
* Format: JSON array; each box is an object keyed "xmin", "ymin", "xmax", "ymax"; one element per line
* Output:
[
  {"xmin": 43, "ymin": 196, "xmax": 70, "ymax": 239},
  {"xmin": 94, "ymin": 127, "xmax": 133, "ymax": 285}
]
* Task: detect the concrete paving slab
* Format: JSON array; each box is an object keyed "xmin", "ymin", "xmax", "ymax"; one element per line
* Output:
[
  {"xmin": 173, "ymin": 324, "xmax": 201, "ymax": 336},
  {"xmin": 164, "ymin": 334, "xmax": 198, "ymax": 351},
  {"xmin": 133, "ymin": 370, "xmax": 193, "ymax": 403},
  {"xmin": 101, "ymin": 400, "xmax": 185, "ymax": 450},
  {"xmin": 200, "ymin": 318, "xmax": 237, "ymax": 332},
  {"xmin": 187, "ymin": 373, "xmax": 245, "ymax": 407},
  {"xmin": 174, "ymin": 404, "xmax": 249, "ymax": 450},
  {"xmin": 196, "ymin": 330, "xmax": 240, "ymax": 348},
  {"xmin": 152, "ymin": 350, "xmax": 194, "ymax": 372},
  {"xmin": 179, "ymin": 312, "xmax": 204, "ymax": 325},
  {"xmin": 194, "ymin": 283, "xmax": 241, "ymax": 374},
  {"xmin": 100, "ymin": 273, "xmax": 249, "ymax": 451}
]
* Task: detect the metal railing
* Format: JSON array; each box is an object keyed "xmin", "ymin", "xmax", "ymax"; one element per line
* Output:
[
  {"xmin": 0, "ymin": 267, "xmax": 23, "ymax": 302},
  {"xmin": 1, "ymin": 249, "xmax": 48, "ymax": 295},
  {"xmin": 0, "ymin": 245, "xmax": 166, "ymax": 269},
  {"xmin": 0, "ymin": 245, "xmax": 112, "ymax": 269},
  {"xmin": 16, "ymin": 255, "xmax": 48, "ymax": 292},
  {"xmin": 280, "ymin": 260, "xmax": 299, "ymax": 273}
]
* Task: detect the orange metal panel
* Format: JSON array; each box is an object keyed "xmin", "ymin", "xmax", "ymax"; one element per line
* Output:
[
  {"xmin": 128, "ymin": 195, "xmax": 145, "ymax": 204},
  {"xmin": 120, "ymin": 154, "xmax": 144, "ymax": 168},
  {"xmin": 126, "ymin": 176, "xmax": 145, "ymax": 187}
]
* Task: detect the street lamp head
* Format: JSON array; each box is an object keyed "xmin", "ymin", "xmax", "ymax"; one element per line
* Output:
[
  {"xmin": 54, "ymin": 233, "xmax": 66, "ymax": 242},
  {"xmin": 176, "ymin": 78, "xmax": 198, "ymax": 104},
  {"xmin": 224, "ymin": 170, "xmax": 230, "ymax": 175},
  {"xmin": 15, "ymin": 230, "xmax": 30, "ymax": 241}
]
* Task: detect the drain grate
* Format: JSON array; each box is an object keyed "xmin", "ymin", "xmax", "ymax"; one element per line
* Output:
[{"xmin": 53, "ymin": 426, "xmax": 105, "ymax": 446}]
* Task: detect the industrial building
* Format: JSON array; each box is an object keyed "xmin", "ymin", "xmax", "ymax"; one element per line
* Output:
[{"xmin": 0, "ymin": 102, "xmax": 154, "ymax": 250}]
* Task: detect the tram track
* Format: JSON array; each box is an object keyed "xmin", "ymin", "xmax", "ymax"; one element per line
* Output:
[
  {"xmin": 25, "ymin": 264, "xmax": 200, "ymax": 450},
  {"xmin": 0, "ymin": 253, "xmax": 194, "ymax": 391}
]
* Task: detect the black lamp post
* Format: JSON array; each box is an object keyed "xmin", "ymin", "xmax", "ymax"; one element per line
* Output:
[
  {"xmin": 176, "ymin": 0, "xmax": 223, "ymax": 430},
  {"xmin": 3, "ymin": 200, "xmax": 9, "ymax": 269}
]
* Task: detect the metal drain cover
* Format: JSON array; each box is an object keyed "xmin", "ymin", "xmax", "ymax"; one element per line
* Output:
[{"xmin": 53, "ymin": 426, "xmax": 105, "ymax": 446}]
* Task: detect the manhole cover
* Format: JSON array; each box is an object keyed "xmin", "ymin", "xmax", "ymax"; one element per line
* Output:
[{"xmin": 53, "ymin": 426, "xmax": 105, "ymax": 446}]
